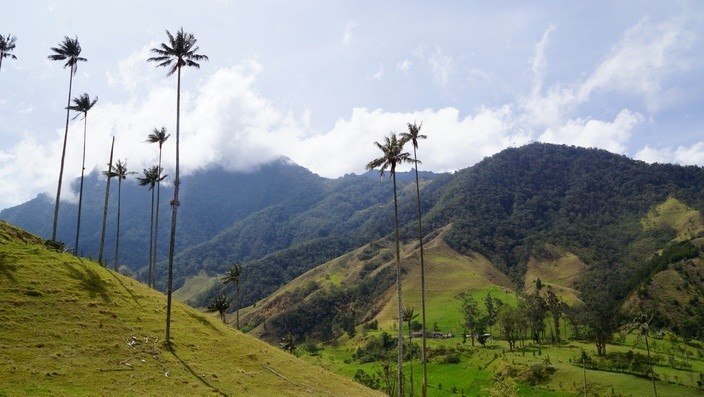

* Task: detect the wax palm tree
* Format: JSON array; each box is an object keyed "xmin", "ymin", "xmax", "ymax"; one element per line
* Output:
[
  {"xmin": 137, "ymin": 166, "xmax": 167, "ymax": 288},
  {"xmin": 280, "ymin": 333, "xmax": 297, "ymax": 355},
  {"xmin": 48, "ymin": 36, "xmax": 87, "ymax": 242},
  {"xmin": 148, "ymin": 28, "xmax": 208, "ymax": 344},
  {"xmin": 222, "ymin": 263, "xmax": 243, "ymax": 329},
  {"xmin": 98, "ymin": 137, "xmax": 115, "ymax": 265},
  {"xmin": 0, "ymin": 34, "xmax": 17, "ymax": 71},
  {"xmin": 67, "ymin": 93, "xmax": 98, "ymax": 254},
  {"xmin": 623, "ymin": 314, "xmax": 658, "ymax": 397},
  {"xmin": 403, "ymin": 306, "xmax": 419, "ymax": 397},
  {"xmin": 366, "ymin": 132, "xmax": 413, "ymax": 397},
  {"xmin": 400, "ymin": 121, "xmax": 429, "ymax": 397},
  {"xmin": 107, "ymin": 160, "xmax": 135, "ymax": 271},
  {"xmin": 206, "ymin": 295, "xmax": 230, "ymax": 324},
  {"xmin": 146, "ymin": 127, "xmax": 170, "ymax": 282}
]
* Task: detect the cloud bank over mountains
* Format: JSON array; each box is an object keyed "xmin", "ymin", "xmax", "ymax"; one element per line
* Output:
[{"xmin": 0, "ymin": 10, "xmax": 701, "ymax": 210}]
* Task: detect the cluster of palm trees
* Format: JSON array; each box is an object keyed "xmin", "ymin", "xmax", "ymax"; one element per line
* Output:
[
  {"xmin": 366, "ymin": 122, "xmax": 429, "ymax": 397},
  {"xmin": 0, "ymin": 28, "xmax": 208, "ymax": 346}
]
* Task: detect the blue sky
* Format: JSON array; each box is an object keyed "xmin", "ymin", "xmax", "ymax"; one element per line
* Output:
[{"xmin": 1, "ymin": 1, "xmax": 703, "ymax": 209}]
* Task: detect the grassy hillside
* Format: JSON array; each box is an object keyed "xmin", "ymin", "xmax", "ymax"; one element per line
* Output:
[
  {"xmin": 642, "ymin": 197, "xmax": 704, "ymax": 241},
  {"xmin": 374, "ymin": 231, "xmax": 517, "ymax": 333},
  {"xmin": 523, "ymin": 244, "xmax": 586, "ymax": 305},
  {"xmin": 0, "ymin": 221, "xmax": 379, "ymax": 396}
]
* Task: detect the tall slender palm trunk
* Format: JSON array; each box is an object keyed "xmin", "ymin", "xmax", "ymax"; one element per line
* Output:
[
  {"xmin": 165, "ymin": 66, "xmax": 182, "ymax": 344},
  {"xmin": 645, "ymin": 333, "xmax": 658, "ymax": 397},
  {"xmin": 236, "ymin": 282, "xmax": 241, "ymax": 330},
  {"xmin": 392, "ymin": 170, "xmax": 404, "ymax": 397},
  {"xmin": 114, "ymin": 178, "xmax": 123, "ymax": 271},
  {"xmin": 152, "ymin": 147, "xmax": 163, "ymax": 287},
  {"xmin": 148, "ymin": 186, "xmax": 155, "ymax": 287},
  {"xmin": 411, "ymin": 146, "xmax": 428, "ymax": 397},
  {"xmin": 98, "ymin": 137, "xmax": 114, "ymax": 265},
  {"xmin": 52, "ymin": 64, "xmax": 75, "ymax": 241},
  {"xmin": 74, "ymin": 114, "xmax": 88, "ymax": 253},
  {"xmin": 408, "ymin": 324, "xmax": 414, "ymax": 397}
]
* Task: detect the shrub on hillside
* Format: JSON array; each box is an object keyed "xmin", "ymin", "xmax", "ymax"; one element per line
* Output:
[{"xmin": 496, "ymin": 358, "xmax": 556, "ymax": 386}]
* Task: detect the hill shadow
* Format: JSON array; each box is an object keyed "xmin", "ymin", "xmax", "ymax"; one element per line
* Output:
[
  {"xmin": 65, "ymin": 260, "xmax": 110, "ymax": 302},
  {"xmin": 168, "ymin": 345, "xmax": 228, "ymax": 396},
  {"xmin": 186, "ymin": 311, "xmax": 223, "ymax": 335},
  {"xmin": 0, "ymin": 253, "xmax": 18, "ymax": 282},
  {"xmin": 105, "ymin": 269, "xmax": 143, "ymax": 307}
]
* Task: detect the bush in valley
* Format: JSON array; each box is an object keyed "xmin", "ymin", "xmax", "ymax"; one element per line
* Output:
[
  {"xmin": 353, "ymin": 332, "xmax": 396, "ymax": 363},
  {"xmin": 495, "ymin": 358, "xmax": 556, "ymax": 386},
  {"xmin": 578, "ymin": 350, "xmax": 656, "ymax": 377},
  {"xmin": 362, "ymin": 319, "xmax": 378, "ymax": 331},
  {"xmin": 353, "ymin": 369, "xmax": 381, "ymax": 390},
  {"xmin": 427, "ymin": 345, "xmax": 465, "ymax": 364}
]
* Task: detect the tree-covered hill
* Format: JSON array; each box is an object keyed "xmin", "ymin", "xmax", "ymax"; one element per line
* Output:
[
  {"xmin": 199, "ymin": 143, "xmax": 704, "ymax": 346},
  {"xmin": 429, "ymin": 144, "xmax": 704, "ymax": 296}
]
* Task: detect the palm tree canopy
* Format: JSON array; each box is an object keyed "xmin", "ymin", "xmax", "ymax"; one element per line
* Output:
[
  {"xmin": 137, "ymin": 165, "xmax": 167, "ymax": 190},
  {"xmin": 402, "ymin": 306, "xmax": 418, "ymax": 323},
  {"xmin": 0, "ymin": 34, "xmax": 18, "ymax": 59},
  {"xmin": 399, "ymin": 121, "xmax": 427, "ymax": 150},
  {"xmin": 106, "ymin": 159, "xmax": 135, "ymax": 181},
  {"xmin": 365, "ymin": 133, "xmax": 413, "ymax": 177},
  {"xmin": 222, "ymin": 263, "xmax": 243, "ymax": 285},
  {"xmin": 67, "ymin": 93, "xmax": 98, "ymax": 120},
  {"xmin": 48, "ymin": 36, "xmax": 86, "ymax": 73},
  {"xmin": 206, "ymin": 295, "xmax": 230, "ymax": 313},
  {"xmin": 147, "ymin": 28, "xmax": 208, "ymax": 76},
  {"xmin": 147, "ymin": 127, "xmax": 170, "ymax": 148}
]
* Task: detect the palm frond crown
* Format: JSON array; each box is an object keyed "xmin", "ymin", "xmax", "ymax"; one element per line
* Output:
[
  {"xmin": 365, "ymin": 133, "xmax": 413, "ymax": 177},
  {"xmin": 48, "ymin": 36, "xmax": 86, "ymax": 73},
  {"xmin": 67, "ymin": 93, "xmax": 98, "ymax": 120},
  {"xmin": 147, "ymin": 28, "xmax": 209, "ymax": 76},
  {"xmin": 222, "ymin": 263, "xmax": 243, "ymax": 285},
  {"xmin": 0, "ymin": 34, "xmax": 18, "ymax": 60},
  {"xmin": 107, "ymin": 160, "xmax": 136, "ymax": 180},
  {"xmin": 137, "ymin": 166, "xmax": 167, "ymax": 189},
  {"xmin": 146, "ymin": 127, "xmax": 170, "ymax": 148},
  {"xmin": 399, "ymin": 121, "xmax": 427, "ymax": 150}
]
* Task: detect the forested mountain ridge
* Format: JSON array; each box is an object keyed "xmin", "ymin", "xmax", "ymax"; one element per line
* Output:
[
  {"xmin": 430, "ymin": 144, "xmax": 704, "ymax": 292},
  {"xmin": 0, "ymin": 158, "xmax": 334, "ymax": 269},
  {"xmin": 193, "ymin": 144, "xmax": 704, "ymax": 344},
  {"xmin": 5, "ymin": 143, "xmax": 704, "ymax": 324},
  {"xmin": 0, "ymin": 157, "xmax": 445, "ymax": 292}
]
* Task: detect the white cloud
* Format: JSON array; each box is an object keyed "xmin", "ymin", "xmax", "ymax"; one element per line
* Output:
[
  {"xmin": 285, "ymin": 105, "xmax": 530, "ymax": 177},
  {"xmin": 530, "ymin": 26, "xmax": 555, "ymax": 101},
  {"xmin": 371, "ymin": 63, "xmax": 384, "ymax": 81},
  {"xmin": 636, "ymin": 142, "xmax": 704, "ymax": 165},
  {"xmin": 578, "ymin": 18, "xmax": 692, "ymax": 112},
  {"xmin": 342, "ymin": 21, "xmax": 358, "ymax": 45},
  {"xmin": 538, "ymin": 109, "xmax": 644, "ymax": 153},
  {"xmin": 523, "ymin": 17, "xmax": 692, "ymax": 127},
  {"xmin": 429, "ymin": 47, "xmax": 453, "ymax": 93},
  {"xmin": 396, "ymin": 59, "xmax": 411, "ymax": 73},
  {"xmin": 106, "ymin": 42, "xmax": 157, "ymax": 92}
]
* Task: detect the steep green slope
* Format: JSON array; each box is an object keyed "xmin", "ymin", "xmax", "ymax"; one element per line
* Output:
[
  {"xmin": 239, "ymin": 229, "xmax": 518, "ymax": 341},
  {"xmin": 182, "ymin": 171, "xmax": 447, "ymax": 309},
  {"xmin": 523, "ymin": 244, "xmax": 587, "ymax": 305},
  {"xmin": 0, "ymin": 221, "xmax": 379, "ymax": 396}
]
